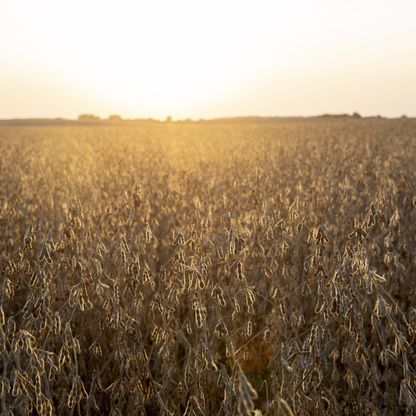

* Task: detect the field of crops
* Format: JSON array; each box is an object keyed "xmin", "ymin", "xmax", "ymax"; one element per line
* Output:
[{"xmin": 0, "ymin": 118, "xmax": 415, "ymax": 415}]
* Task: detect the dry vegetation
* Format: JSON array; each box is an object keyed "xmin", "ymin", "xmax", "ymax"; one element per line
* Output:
[{"xmin": 0, "ymin": 118, "xmax": 415, "ymax": 415}]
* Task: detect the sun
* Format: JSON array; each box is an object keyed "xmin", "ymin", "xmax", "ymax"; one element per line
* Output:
[{"xmin": 35, "ymin": 0, "xmax": 272, "ymax": 119}]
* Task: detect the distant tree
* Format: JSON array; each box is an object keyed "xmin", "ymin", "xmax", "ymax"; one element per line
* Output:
[
  {"xmin": 352, "ymin": 112, "xmax": 362, "ymax": 119},
  {"xmin": 401, "ymin": 114, "xmax": 408, "ymax": 119},
  {"xmin": 165, "ymin": 116, "xmax": 172, "ymax": 123},
  {"xmin": 108, "ymin": 115, "xmax": 122, "ymax": 121},
  {"xmin": 78, "ymin": 114, "xmax": 100, "ymax": 121}
]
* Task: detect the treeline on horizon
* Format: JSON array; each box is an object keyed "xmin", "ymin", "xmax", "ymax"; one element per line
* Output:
[{"xmin": 0, "ymin": 112, "xmax": 412, "ymax": 126}]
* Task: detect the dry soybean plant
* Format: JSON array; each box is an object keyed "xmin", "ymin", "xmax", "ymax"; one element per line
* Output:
[{"xmin": 0, "ymin": 118, "xmax": 415, "ymax": 415}]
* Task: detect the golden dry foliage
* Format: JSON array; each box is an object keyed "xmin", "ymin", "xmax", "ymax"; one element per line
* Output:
[{"xmin": 0, "ymin": 118, "xmax": 415, "ymax": 415}]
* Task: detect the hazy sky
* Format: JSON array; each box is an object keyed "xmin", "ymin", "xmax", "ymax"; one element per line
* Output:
[{"xmin": 1, "ymin": 0, "xmax": 416, "ymax": 119}]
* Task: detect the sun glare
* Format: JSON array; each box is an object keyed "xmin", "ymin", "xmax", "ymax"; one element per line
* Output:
[{"xmin": 41, "ymin": 0, "xmax": 280, "ymax": 118}]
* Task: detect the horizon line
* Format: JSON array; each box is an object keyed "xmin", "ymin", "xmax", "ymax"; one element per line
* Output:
[{"xmin": 0, "ymin": 112, "xmax": 414, "ymax": 123}]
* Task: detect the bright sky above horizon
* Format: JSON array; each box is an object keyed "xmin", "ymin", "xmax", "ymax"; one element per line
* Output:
[{"xmin": 1, "ymin": 0, "xmax": 416, "ymax": 120}]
